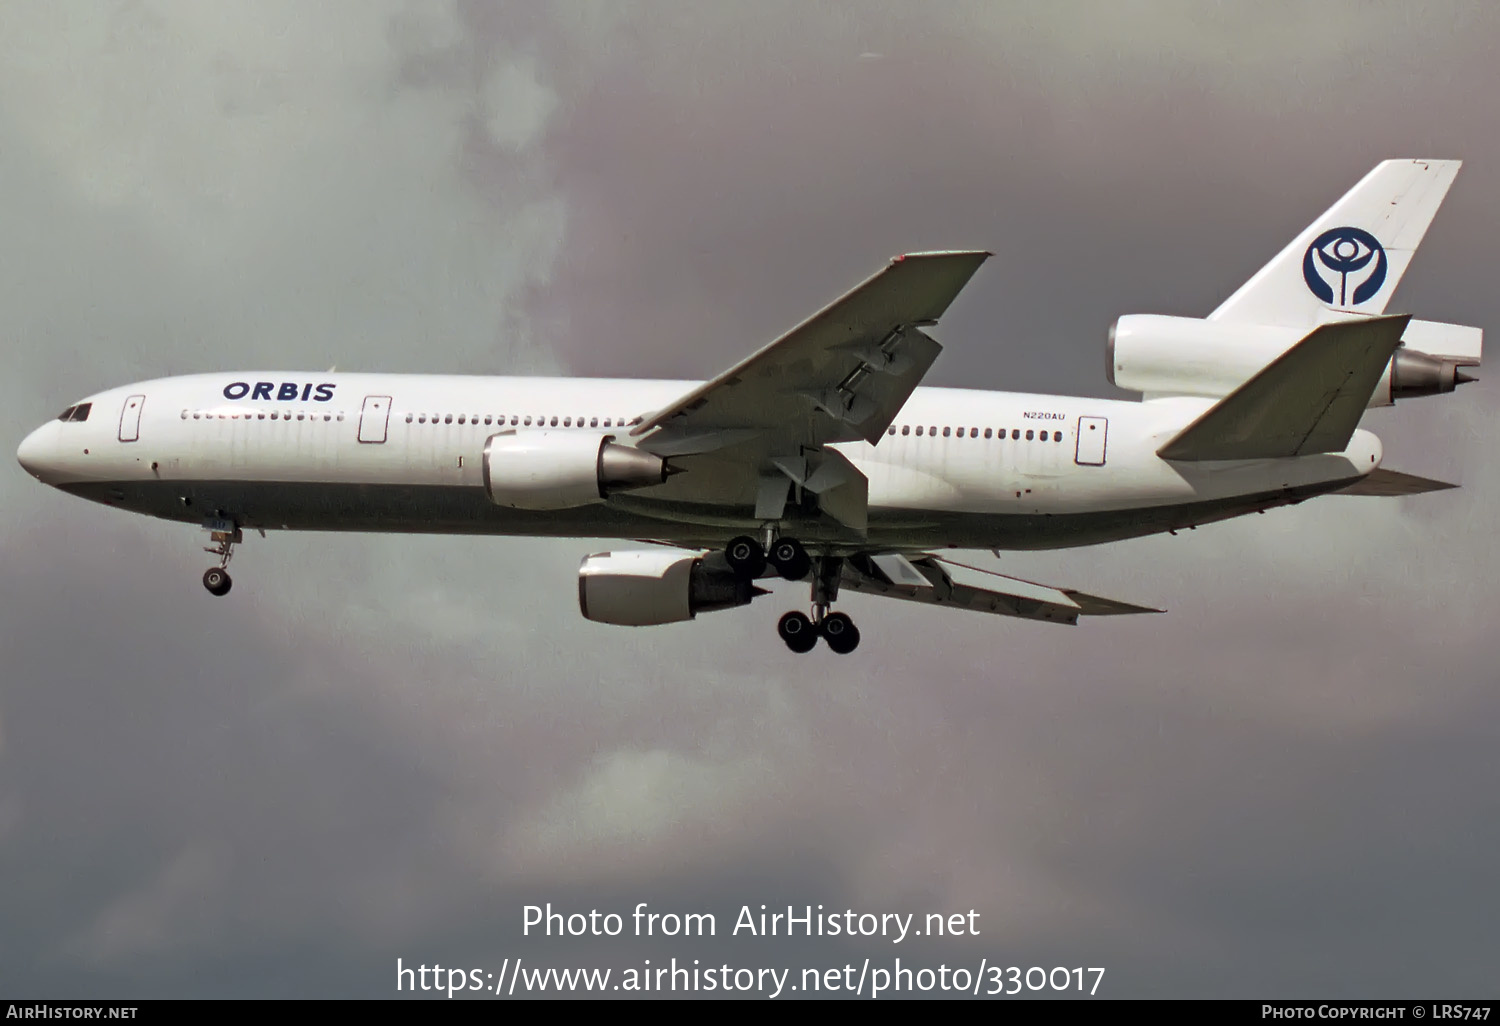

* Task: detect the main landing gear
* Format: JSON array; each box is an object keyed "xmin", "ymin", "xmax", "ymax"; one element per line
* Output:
[
  {"xmin": 776, "ymin": 608, "xmax": 859, "ymax": 655},
  {"xmin": 725, "ymin": 533, "xmax": 812, "ymax": 581},
  {"xmin": 725, "ymin": 535, "xmax": 858, "ymax": 654},
  {"xmin": 201, "ymin": 523, "xmax": 241, "ymax": 597}
]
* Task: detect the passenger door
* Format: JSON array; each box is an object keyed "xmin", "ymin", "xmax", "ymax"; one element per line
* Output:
[
  {"xmin": 1075, "ymin": 416, "xmax": 1107, "ymax": 466},
  {"xmin": 358, "ymin": 395, "xmax": 393, "ymax": 444},
  {"xmin": 118, "ymin": 394, "xmax": 145, "ymax": 442}
]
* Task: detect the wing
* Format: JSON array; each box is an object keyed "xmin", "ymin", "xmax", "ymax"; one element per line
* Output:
[
  {"xmin": 839, "ymin": 553, "xmax": 1162, "ymax": 625},
  {"xmin": 630, "ymin": 251, "xmax": 990, "ymax": 455}
]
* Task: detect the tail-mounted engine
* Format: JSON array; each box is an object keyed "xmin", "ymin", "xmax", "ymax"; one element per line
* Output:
[{"xmin": 1107, "ymin": 314, "xmax": 1480, "ymax": 406}]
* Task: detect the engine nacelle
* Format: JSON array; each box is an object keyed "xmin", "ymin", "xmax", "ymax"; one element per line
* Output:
[
  {"xmin": 483, "ymin": 431, "xmax": 670, "ymax": 510},
  {"xmin": 577, "ymin": 550, "xmax": 763, "ymax": 626},
  {"xmin": 1108, "ymin": 314, "xmax": 1480, "ymax": 407}
]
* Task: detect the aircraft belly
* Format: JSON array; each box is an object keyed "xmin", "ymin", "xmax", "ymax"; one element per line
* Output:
[{"xmin": 57, "ymin": 475, "xmax": 1364, "ymax": 553}]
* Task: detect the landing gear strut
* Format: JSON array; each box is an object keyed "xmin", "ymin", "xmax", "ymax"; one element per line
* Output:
[
  {"xmin": 778, "ymin": 554, "xmax": 860, "ymax": 655},
  {"xmin": 201, "ymin": 523, "xmax": 241, "ymax": 597}
]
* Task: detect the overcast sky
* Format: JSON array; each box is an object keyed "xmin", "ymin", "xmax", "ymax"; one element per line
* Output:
[{"xmin": 3, "ymin": 1, "xmax": 1498, "ymax": 999}]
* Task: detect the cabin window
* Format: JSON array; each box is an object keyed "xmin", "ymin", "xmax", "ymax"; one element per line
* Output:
[
  {"xmin": 563, "ymin": 417, "xmax": 572, "ymax": 427},
  {"xmin": 984, "ymin": 428, "xmax": 992, "ymax": 438},
  {"xmin": 1025, "ymin": 429, "xmax": 1034, "ymax": 440},
  {"xmin": 915, "ymin": 426, "xmax": 924, "ymax": 436},
  {"xmin": 942, "ymin": 426, "xmax": 951, "ymax": 437},
  {"xmin": 901, "ymin": 425, "xmax": 910, "ymax": 436},
  {"xmin": 887, "ymin": 426, "xmax": 896, "ymax": 435},
  {"xmin": 590, "ymin": 417, "xmax": 599, "ymax": 428},
  {"xmin": 1053, "ymin": 431, "xmax": 1063, "ymax": 442}
]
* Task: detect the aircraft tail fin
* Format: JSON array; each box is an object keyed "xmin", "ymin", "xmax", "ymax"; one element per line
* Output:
[
  {"xmin": 1208, "ymin": 160, "xmax": 1461, "ymax": 328},
  {"xmin": 1157, "ymin": 315, "xmax": 1408, "ymax": 461}
]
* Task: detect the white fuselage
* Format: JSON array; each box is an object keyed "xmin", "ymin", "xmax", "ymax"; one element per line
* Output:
[{"xmin": 16, "ymin": 372, "xmax": 1381, "ymax": 552}]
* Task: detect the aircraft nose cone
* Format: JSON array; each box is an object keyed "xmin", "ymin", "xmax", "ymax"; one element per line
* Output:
[{"xmin": 16, "ymin": 423, "xmax": 56, "ymax": 481}]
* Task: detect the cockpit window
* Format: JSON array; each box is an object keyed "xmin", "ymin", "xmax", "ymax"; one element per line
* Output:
[
  {"xmin": 69, "ymin": 403, "xmax": 92, "ymax": 422},
  {"xmin": 57, "ymin": 406, "xmax": 77, "ymax": 421}
]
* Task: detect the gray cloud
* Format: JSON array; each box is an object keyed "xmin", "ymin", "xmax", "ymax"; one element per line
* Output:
[{"xmin": 3, "ymin": 0, "xmax": 1499, "ymax": 999}]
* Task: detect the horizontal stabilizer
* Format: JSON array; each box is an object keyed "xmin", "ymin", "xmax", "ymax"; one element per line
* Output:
[
  {"xmin": 840, "ymin": 554, "xmax": 1162, "ymax": 625},
  {"xmin": 1158, "ymin": 315, "xmax": 1409, "ymax": 462},
  {"xmin": 1336, "ymin": 469, "xmax": 1458, "ymax": 496}
]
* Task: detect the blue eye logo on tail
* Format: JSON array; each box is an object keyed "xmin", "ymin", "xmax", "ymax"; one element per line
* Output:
[{"xmin": 1303, "ymin": 226, "xmax": 1387, "ymax": 307}]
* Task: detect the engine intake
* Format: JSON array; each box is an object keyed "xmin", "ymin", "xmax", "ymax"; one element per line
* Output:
[
  {"xmin": 484, "ymin": 431, "xmax": 670, "ymax": 510},
  {"xmin": 578, "ymin": 550, "xmax": 765, "ymax": 626}
]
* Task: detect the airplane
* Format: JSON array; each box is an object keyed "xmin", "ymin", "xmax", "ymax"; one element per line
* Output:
[{"xmin": 15, "ymin": 159, "xmax": 1481, "ymax": 654}]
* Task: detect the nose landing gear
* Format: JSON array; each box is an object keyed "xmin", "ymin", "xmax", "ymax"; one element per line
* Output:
[
  {"xmin": 201, "ymin": 522, "xmax": 241, "ymax": 597},
  {"xmin": 202, "ymin": 566, "xmax": 232, "ymax": 596}
]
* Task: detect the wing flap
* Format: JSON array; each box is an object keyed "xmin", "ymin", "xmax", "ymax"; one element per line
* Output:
[
  {"xmin": 840, "ymin": 554, "xmax": 1162, "ymax": 625},
  {"xmin": 1157, "ymin": 314, "xmax": 1409, "ymax": 462}
]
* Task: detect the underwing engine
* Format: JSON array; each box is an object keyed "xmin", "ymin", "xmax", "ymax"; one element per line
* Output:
[
  {"xmin": 483, "ymin": 431, "xmax": 670, "ymax": 510},
  {"xmin": 577, "ymin": 550, "xmax": 766, "ymax": 626}
]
